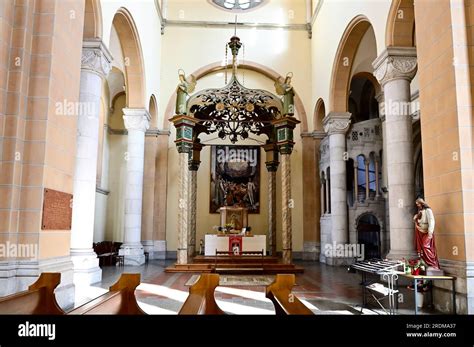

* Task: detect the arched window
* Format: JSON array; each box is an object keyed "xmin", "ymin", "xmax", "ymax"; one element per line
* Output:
[
  {"xmin": 348, "ymin": 74, "xmax": 379, "ymax": 124},
  {"xmin": 368, "ymin": 153, "xmax": 376, "ymax": 199},
  {"xmin": 321, "ymin": 171, "xmax": 326, "ymax": 214},
  {"xmin": 356, "ymin": 155, "xmax": 366, "ymax": 202},
  {"xmin": 326, "ymin": 167, "xmax": 331, "ymax": 214}
]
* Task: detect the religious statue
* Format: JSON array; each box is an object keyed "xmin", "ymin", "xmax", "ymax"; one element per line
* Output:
[
  {"xmin": 413, "ymin": 198, "xmax": 440, "ymax": 269},
  {"xmin": 275, "ymin": 72, "xmax": 295, "ymax": 115},
  {"xmin": 246, "ymin": 177, "xmax": 256, "ymax": 207},
  {"xmin": 175, "ymin": 69, "xmax": 197, "ymax": 115}
]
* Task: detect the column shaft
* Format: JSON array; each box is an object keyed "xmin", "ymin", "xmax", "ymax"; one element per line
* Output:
[
  {"xmin": 178, "ymin": 152, "xmax": 189, "ymax": 264},
  {"xmin": 119, "ymin": 109, "xmax": 150, "ymax": 265},
  {"xmin": 281, "ymin": 154, "xmax": 292, "ymax": 264},
  {"xmin": 70, "ymin": 41, "xmax": 111, "ymax": 284},
  {"xmin": 188, "ymin": 170, "xmax": 197, "ymax": 259},
  {"xmin": 268, "ymin": 170, "xmax": 277, "ymax": 256},
  {"xmin": 373, "ymin": 47, "xmax": 417, "ymax": 259},
  {"xmin": 329, "ymin": 133, "xmax": 348, "ymax": 244}
]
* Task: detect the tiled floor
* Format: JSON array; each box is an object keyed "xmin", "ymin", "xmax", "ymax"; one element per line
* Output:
[{"xmin": 72, "ymin": 260, "xmax": 427, "ymax": 315}]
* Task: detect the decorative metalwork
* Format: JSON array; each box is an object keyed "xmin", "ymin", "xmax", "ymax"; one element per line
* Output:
[
  {"xmin": 188, "ymin": 76, "xmax": 281, "ymax": 142},
  {"xmin": 187, "ymin": 35, "xmax": 283, "ymax": 143}
]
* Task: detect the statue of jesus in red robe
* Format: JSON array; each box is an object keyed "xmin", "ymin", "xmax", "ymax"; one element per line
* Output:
[{"xmin": 413, "ymin": 198, "xmax": 440, "ymax": 269}]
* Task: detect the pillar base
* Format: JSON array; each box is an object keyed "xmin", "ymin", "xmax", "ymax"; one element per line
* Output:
[
  {"xmin": 303, "ymin": 241, "xmax": 320, "ymax": 261},
  {"xmin": 119, "ymin": 243, "xmax": 145, "ymax": 266},
  {"xmin": 323, "ymin": 256, "xmax": 355, "ymax": 266},
  {"xmin": 70, "ymin": 249, "xmax": 102, "ymax": 285},
  {"xmin": 142, "ymin": 240, "xmax": 167, "ymax": 260}
]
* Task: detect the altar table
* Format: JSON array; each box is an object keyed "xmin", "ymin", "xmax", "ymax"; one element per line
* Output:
[{"xmin": 204, "ymin": 235, "xmax": 266, "ymax": 256}]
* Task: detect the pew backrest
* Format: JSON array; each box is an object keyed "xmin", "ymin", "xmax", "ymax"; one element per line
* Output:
[
  {"xmin": 179, "ymin": 274, "xmax": 225, "ymax": 315},
  {"xmin": 266, "ymin": 274, "xmax": 313, "ymax": 315},
  {"xmin": 68, "ymin": 273, "xmax": 145, "ymax": 315},
  {"xmin": 0, "ymin": 273, "xmax": 64, "ymax": 314}
]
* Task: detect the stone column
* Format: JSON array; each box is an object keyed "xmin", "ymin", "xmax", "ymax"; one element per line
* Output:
[
  {"xmin": 373, "ymin": 47, "xmax": 417, "ymax": 259},
  {"xmin": 263, "ymin": 143, "xmax": 279, "ymax": 256},
  {"xmin": 188, "ymin": 142, "xmax": 203, "ymax": 259},
  {"xmin": 70, "ymin": 40, "xmax": 112, "ymax": 285},
  {"xmin": 170, "ymin": 115, "xmax": 197, "ymax": 264},
  {"xmin": 273, "ymin": 117, "xmax": 300, "ymax": 264},
  {"xmin": 322, "ymin": 112, "xmax": 351, "ymax": 265},
  {"xmin": 119, "ymin": 108, "xmax": 151, "ymax": 265}
]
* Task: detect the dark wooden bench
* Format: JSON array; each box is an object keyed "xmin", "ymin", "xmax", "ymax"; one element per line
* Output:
[
  {"xmin": 68, "ymin": 273, "xmax": 145, "ymax": 315},
  {"xmin": 0, "ymin": 273, "xmax": 64, "ymax": 314},
  {"xmin": 93, "ymin": 241, "xmax": 122, "ymax": 267},
  {"xmin": 266, "ymin": 274, "xmax": 314, "ymax": 315},
  {"xmin": 178, "ymin": 274, "xmax": 225, "ymax": 315}
]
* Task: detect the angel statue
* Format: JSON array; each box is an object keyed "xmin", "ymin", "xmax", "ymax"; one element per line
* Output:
[
  {"xmin": 175, "ymin": 69, "xmax": 197, "ymax": 115},
  {"xmin": 275, "ymin": 72, "xmax": 295, "ymax": 115}
]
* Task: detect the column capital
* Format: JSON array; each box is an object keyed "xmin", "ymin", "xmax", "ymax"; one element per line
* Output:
[
  {"xmin": 372, "ymin": 47, "xmax": 417, "ymax": 87},
  {"xmin": 312, "ymin": 130, "xmax": 327, "ymax": 140},
  {"xmin": 189, "ymin": 142, "xmax": 204, "ymax": 171},
  {"xmin": 123, "ymin": 108, "xmax": 151, "ymax": 132},
  {"xmin": 262, "ymin": 143, "xmax": 280, "ymax": 172},
  {"xmin": 81, "ymin": 39, "xmax": 113, "ymax": 78},
  {"xmin": 272, "ymin": 116, "xmax": 301, "ymax": 155},
  {"xmin": 169, "ymin": 115, "xmax": 198, "ymax": 153},
  {"xmin": 322, "ymin": 112, "xmax": 352, "ymax": 135}
]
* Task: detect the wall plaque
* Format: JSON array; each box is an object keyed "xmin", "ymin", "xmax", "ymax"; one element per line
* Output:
[{"xmin": 41, "ymin": 188, "xmax": 73, "ymax": 230}]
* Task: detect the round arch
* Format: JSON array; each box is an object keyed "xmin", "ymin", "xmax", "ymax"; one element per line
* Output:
[
  {"xmin": 163, "ymin": 61, "xmax": 308, "ymax": 132},
  {"xmin": 149, "ymin": 94, "xmax": 158, "ymax": 128},
  {"xmin": 112, "ymin": 8, "xmax": 146, "ymax": 108},
  {"xmin": 329, "ymin": 15, "xmax": 372, "ymax": 113},
  {"xmin": 313, "ymin": 98, "xmax": 326, "ymax": 131},
  {"xmin": 385, "ymin": 0, "xmax": 416, "ymax": 47},
  {"xmin": 84, "ymin": 0, "xmax": 103, "ymax": 40}
]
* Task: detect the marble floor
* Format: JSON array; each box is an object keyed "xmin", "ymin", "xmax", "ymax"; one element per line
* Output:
[{"xmin": 72, "ymin": 260, "xmax": 428, "ymax": 315}]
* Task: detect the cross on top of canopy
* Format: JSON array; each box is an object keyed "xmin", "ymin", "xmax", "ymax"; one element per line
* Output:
[{"xmin": 176, "ymin": 35, "xmax": 295, "ymax": 143}]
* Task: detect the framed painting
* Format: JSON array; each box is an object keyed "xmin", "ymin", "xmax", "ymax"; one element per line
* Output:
[{"xmin": 210, "ymin": 145, "xmax": 260, "ymax": 214}]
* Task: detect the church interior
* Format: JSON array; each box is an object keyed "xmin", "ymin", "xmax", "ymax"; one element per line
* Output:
[{"xmin": 0, "ymin": 0, "xmax": 473, "ymax": 322}]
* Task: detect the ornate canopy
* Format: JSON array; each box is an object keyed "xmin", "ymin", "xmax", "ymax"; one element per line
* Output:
[
  {"xmin": 187, "ymin": 75, "xmax": 282, "ymax": 142},
  {"xmin": 178, "ymin": 35, "xmax": 287, "ymax": 143}
]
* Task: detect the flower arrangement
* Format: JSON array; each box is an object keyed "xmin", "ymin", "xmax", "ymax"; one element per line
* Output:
[{"xmin": 404, "ymin": 257, "xmax": 427, "ymax": 275}]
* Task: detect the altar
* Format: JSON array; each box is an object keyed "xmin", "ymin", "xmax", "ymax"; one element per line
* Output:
[{"xmin": 204, "ymin": 235, "xmax": 266, "ymax": 256}]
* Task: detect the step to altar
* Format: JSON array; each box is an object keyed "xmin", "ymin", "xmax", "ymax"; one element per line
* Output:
[
  {"xmin": 192, "ymin": 255, "xmax": 280, "ymax": 264},
  {"xmin": 165, "ymin": 260, "xmax": 304, "ymax": 274}
]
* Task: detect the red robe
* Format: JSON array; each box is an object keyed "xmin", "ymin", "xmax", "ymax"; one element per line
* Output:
[{"xmin": 415, "ymin": 224, "xmax": 440, "ymax": 269}]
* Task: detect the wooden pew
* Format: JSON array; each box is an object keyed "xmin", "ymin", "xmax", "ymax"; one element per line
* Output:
[
  {"xmin": 179, "ymin": 274, "xmax": 225, "ymax": 315},
  {"xmin": 266, "ymin": 274, "xmax": 314, "ymax": 315},
  {"xmin": 68, "ymin": 273, "xmax": 145, "ymax": 315},
  {"xmin": 0, "ymin": 273, "xmax": 64, "ymax": 314}
]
